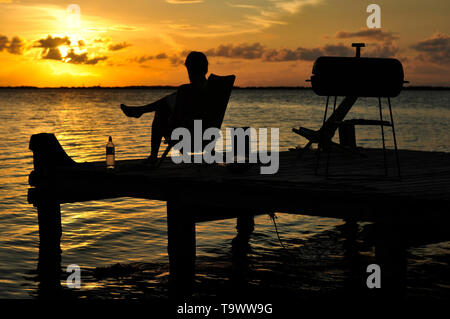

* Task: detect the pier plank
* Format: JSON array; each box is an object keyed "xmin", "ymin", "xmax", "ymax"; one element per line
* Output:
[{"xmin": 28, "ymin": 147, "xmax": 450, "ymax": 223}]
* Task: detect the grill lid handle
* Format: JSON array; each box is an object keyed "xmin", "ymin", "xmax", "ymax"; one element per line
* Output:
[{"xmin": 352, "ymin": 43, "xmax": 366, "ymax": 57}]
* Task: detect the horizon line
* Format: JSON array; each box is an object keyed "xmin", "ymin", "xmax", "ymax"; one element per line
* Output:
[{"xmin": 0, "ymin": 85, "xmax": 449, "ymax": 90}]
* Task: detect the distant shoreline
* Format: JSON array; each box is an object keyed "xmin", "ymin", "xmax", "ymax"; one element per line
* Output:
[{"xmin": 0, "ymin": 85, "xmax": 449, "ymax": 90}]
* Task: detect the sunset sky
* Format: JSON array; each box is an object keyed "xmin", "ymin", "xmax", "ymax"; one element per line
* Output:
[{"xmin": 0, "ymin": 0, "xmax": 449, "ymax": 87}]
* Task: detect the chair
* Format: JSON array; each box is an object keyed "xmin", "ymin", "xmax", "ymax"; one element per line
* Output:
[
  {"xmin": 156, "ymin": 74, "xmax": 236, "ymax": 167},
  {"xmin": 293, "ymin": 95, "xmax": 400, "ymax": 178}
]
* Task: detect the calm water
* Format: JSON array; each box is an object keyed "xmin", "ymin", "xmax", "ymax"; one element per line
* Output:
[{"xmin": 0, "ymin": 88, "xmax": 449, "ymax": 299}]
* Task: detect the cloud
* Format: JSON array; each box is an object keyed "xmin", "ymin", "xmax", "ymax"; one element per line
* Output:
[
  {"xmin": 42, "ymin": 48, "xmax": 62, "ymax": 60},
  {"xmin": 265, "ymin": 42, "xmax": 399, "ymax": 60},
  {"xmin": 65, "ymin": 49, "xmax": 108, "ymax": 65},
  {"xmin": 108, "ymin": 42, "xmax": 132, "ymax": 51},
  {"xmin": 263, "ymin": 44, "xmax": 353, "ymax": 61},
  {"xmin": 201, "ymin": 42, "xmax": 353, "ymax": 62},
  {"xmin": 205, "ymin": 43, "xmax": 265, "ymax": 59},
  {"xmin": 320, "ymin": 44, "xmax": 354, "ymax": 57},
  {"xmin": 227, "ymin": 2, "xmax": 259, "ymax": 9},
  {"xmin": 34, "ymin": 35, "xmax": 71, "ymax": 49},
  {"xmin": 412, "ymin": 64, "xmax": 450, "ymax": 75},
  {"xmin": 135, "ymin": 53, "xmax": 169, "ymax": 63},
  {"xmin": 155, "ymin": 53, "xmax": 168, "ymax": 59},
  {"xmin": 196, "ymin": 41, "xmax": 398, "ymax": 64},
  {"xmin": 274, "ymin": 0, "xmax": 320, "ymax": 14},
  {"xmin": 366, "ymin": 42, "xmax": 399, "ymax": 58},
  {"xmin": 334, "ymin": 28, "xmax": 398, "ymax": 42},
  {"xmin": 411, "ymin": 33, "xmax": 450, "ymax": 64},
  {"xmin": 132, "ymin": 52, "xmax": 183, "ymax": 66},
  {"xmin": 329, "ymin": 28, "xmax": 400, "ymax": 58},
  {"xmin": 168, "ymin": 23, "xmax": 198, "ymax": 31},
  {"xmin": 0, "ymin": 35, "xmax": 10, "ymax": 51},
  {"xmin": 0, "ymin": 35, "xmax": 26, "ymax": 55},
  {"xmin": 165, "ymin": 0, "xmax": 322, "ymax": 37},
  {"xmin": 169, "ymin": 55, "xmax": 184, "ymax": 65},
  {"xmin": 32, "ymin": 35, "xmax": 108, "ymax": 65},
  {"xmin": 166, "ymin": 0, "xmax": 204, "ymax": 3},
  {"xmin": 93, "ymin": 38, "xmax": 110, "ymax": 43},
  {"xmin": 7, "ymin": 36, "xmax": 25, "ymax": 55},
  {"xmin": 34, "ymin": 35, "xmax": 71, "ymax": 61},
  {"xmin": 244, "ymin": 0, "xmax": 321, "ymax": 29},
  {"xmin": 109, "ymin": 25, "xmax": 139, "ymax": 32},
  {"xmin": 136, "ymin": 55, "xmax": 153, "ymax": 63},
  {"xmin": 244, "ymin": 15, "xmax": 287, "ymax": 28},
  {"xmin": 267, "ymin": 48, "xmax": 318, "ymax": 61}
]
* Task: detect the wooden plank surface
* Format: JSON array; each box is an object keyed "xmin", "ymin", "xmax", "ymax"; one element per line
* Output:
[{"xmin": 28, "ymin": 148, "xmax": 450, "ymax": 222}]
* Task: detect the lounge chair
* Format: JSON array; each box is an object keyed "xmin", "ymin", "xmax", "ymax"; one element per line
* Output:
[
  {"xmin": 292, "ymin": 95, "xmax": 400, "ymax": 178},
  {"xmin": 156, "ymin": 74, "xmax": 236, "ymax": 167}
]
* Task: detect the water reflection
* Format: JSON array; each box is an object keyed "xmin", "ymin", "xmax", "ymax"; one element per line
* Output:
[
  {"xmin": 0, "ymin": 89, "xmax": 449, "ymax": 298},
  {"xmin": 30, "ymin": 214, "xmax": 450, "ymax": 301}
]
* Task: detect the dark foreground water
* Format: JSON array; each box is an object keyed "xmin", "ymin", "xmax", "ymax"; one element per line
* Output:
[{"xmin": 0, "ymin": 88, "xmax": 449, "ymax": 299}]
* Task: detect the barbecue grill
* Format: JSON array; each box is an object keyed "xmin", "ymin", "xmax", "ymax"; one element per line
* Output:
[
  {"xmin": 294, "ymin": 43, "xmax": 405, "ymax": 178},
  {"xmin": 311, "ymin": 57, "xmax": 404, "ymax": 98}
]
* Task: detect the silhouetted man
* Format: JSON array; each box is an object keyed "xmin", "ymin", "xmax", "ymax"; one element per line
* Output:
[{"xmin": 121, "ymin": 51, "xmax": 208, "ymax": 165}]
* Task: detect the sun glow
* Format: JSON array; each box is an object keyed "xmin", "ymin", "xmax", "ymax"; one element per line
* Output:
[
  {"xmin": 0, "ymin": 1, "xmax": 448, "ymax": 87},
  {"xmin": 47, "ymin": 61, "xmax": 98, "ymax": 77},
  {"xmin": 66, "ymin": 4, "xmax": 82, "ymax": 30},
  {"xmin": 58, "ymin": 45, "xmax": 70, "ymax": 59}
]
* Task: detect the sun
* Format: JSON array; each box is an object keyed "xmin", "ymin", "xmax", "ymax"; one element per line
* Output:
[{"xmin": 66, "ymin": 4, "xmax": 82, "ymax": 30}]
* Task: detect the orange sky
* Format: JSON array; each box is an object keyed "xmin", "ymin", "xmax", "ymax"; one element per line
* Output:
[{"xmin": 0, "ymin": 0, "xmax": 449, "ymax": 87}]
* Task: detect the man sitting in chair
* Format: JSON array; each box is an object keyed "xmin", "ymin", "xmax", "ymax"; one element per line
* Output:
[{"xmin": 120, "ymin": 51, "xmax": 209, "ymax": 166}]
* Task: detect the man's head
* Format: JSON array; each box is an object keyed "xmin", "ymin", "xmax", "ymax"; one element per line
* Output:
[{"xmin": 185, "ymin": 51, "xmax": 208, "ymax": 83}]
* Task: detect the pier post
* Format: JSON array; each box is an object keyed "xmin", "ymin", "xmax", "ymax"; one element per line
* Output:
[
  {"xmin": 236, "ymin": 214, "xmax": 255, "ymax": 238},
  {"xmin": 167, "ymin": 199, "xmax": 196, "ymax": 299},
  {"xmin": 340, "ymin": 218, "xmax": 363, "ymax": 292},
  {"xmin": 37, "ymin": 196, "xmax": 62, "ymax": 256},
  {"xmin": 375, "ymin": 221, "xmax": 406, "ymax": 298},
  {"xmin": 29, "ymin": 133, "xmax": 73, "ymax": 296},
  {"xmin": 232, "ymin": 214, "xmax": 254, "ymax": 257},
  {"xmin": 36, "ymin": 194, "xmax": 62, "ymax": 296},
  {"xmin": 341, "ymin": 218, "xmax": 358, "ymax": 261},
  {"xmin": 231, "ymin": 214, "xmax": 254, "ymax": 293}
]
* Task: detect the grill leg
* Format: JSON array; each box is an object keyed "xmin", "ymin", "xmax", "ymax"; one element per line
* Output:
[
  {"xmin": 315, "ymin": 145, "xmax": 321, "ymax": 175},
  {"xmin": 378, "ymin": 97, "xmax": 388, "ymax": 176},
  {"xmin": 375, "ymin": 221, "xmax": 407, "ymax": 297},
  {"xmin": 315, "ymin": 96, "xmax": 330, "ymax": 175},
  {"xmin": 388, "ymin": 97, "xmax": 401, "ymax": 179},
  {"xmin": 325, "ymin": 96, "xmax": 338, "ymax": 178}
]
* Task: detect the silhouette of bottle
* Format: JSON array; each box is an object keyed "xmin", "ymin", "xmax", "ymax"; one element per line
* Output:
[{"xmin": 106, "ymin": 136, "xmax": 115, "ymax": 169}]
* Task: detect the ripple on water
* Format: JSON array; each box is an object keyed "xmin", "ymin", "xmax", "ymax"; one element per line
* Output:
[{"xmin": 0, "ymin": 89, "xmax": 449, "ymax": 299}]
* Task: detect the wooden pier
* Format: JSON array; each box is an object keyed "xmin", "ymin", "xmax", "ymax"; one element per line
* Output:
[{"xmin": 27, "ymin": 133, "xmax": 450, "ymax": 298}]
